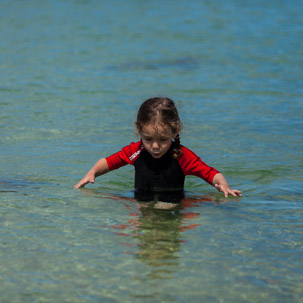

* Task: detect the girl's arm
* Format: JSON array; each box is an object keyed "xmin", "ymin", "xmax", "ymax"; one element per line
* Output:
[
  {"xmin": 74, "ymin": 158, "xmax": 109, "ymax": 188},
  {"xmin": 212, "ymin": 173, "xmax": 242, "ymax": 198}
]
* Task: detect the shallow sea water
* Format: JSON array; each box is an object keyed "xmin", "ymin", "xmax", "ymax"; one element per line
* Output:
[{"xmin": 1, "ymin": 0, "xmax": 303, "ymax": 302}]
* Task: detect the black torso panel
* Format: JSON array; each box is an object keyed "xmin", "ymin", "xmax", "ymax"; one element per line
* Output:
[{"xmin": 134, "ymin": 150, "xmax": 185, "ymax": 191}]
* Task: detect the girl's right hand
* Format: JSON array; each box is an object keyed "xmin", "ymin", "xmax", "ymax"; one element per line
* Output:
[
  {"xmin": 74, "ymin": 173, "xmax": 95, "ymax": 189},
  {"xmin": 73, "ymin": 158, "xmax": 109, "ymax": 189}
]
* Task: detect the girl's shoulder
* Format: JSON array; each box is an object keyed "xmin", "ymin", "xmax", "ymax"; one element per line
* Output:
[
  {"xmin": 106, "ymin": 141, "xmax": 145, "ymax": 170},
  {"xmin": 127, "ymin": 141, "xmax": 145, "ymax": 161}
]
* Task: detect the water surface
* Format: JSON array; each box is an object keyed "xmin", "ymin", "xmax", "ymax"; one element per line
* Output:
[{"xmin": 0, "ymin": 0, "xmax": 302, "ymax": 302}]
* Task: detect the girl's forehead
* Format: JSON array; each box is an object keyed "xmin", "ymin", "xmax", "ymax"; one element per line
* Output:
[{"xmin": 141, "ymin": 123, "xmax": 173, "ymax": 136}]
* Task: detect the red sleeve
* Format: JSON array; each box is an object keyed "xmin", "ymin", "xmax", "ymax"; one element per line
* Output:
[
  {"xmin": 177, "ymin": 146, "xmax": 220, "ymax": 185},
  {"xmin": 106, "ymin": 141, "xmax": 144, "ymax": 171}
]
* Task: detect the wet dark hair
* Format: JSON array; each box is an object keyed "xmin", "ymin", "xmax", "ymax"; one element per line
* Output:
[{"xmin": 135, "ymin": 97, "xmax": 183, "ymax": 159}]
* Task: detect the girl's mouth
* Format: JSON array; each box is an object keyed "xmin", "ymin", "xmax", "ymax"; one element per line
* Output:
[{"xmin": 152, "ymin": 152, "xmax": 161, "ymax": 157}]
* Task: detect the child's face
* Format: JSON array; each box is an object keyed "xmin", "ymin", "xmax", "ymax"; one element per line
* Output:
[{"xmin": 140, "ymin": 123, "xmax": 175, "ymax": 159}]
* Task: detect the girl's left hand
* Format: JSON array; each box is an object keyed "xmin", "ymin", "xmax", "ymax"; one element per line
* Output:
[{"xmin": 215, "ymin": 184, "xmax": 242, "ymax": 198}]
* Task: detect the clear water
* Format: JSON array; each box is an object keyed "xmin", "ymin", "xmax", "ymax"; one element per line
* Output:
[{"xmin": 1, "ymin": 0, "xmax": 303, "ymax": 302}]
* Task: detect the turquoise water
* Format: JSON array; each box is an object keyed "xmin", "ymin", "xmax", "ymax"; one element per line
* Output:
[{"xmin": 1, "ymin": 0, "xmax": 303, "ymax": 302}]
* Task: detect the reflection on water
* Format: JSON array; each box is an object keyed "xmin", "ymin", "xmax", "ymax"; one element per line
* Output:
[
  {"xmin": 115, "ymin": 197, "xmax": 211, "ymax": 280},
  {"xmin": 134, "ymin": 206, "xmax": 183, "ymax": 279},
  {"xmin": 135, "ymin": 198, "xmax": 212, "ymax": 273},
  {"xmin": 79, "ymin": 188, "xmax": 213, "ymax": 279}
]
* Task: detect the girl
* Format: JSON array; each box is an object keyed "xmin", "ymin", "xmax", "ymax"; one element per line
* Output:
[{"xmin": 74, "ymin": 97, "xmax": 241, "ymax": 198}]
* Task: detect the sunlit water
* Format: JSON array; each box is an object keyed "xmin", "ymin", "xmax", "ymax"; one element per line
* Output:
[{"xmin": 1, "ymin": 0, "xmax": 303, "ymax": 302}]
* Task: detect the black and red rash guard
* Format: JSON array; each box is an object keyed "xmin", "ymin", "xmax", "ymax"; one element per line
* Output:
[{"xmin": 106, "ymin": 141, "xmax": 219, "ymax": 192}]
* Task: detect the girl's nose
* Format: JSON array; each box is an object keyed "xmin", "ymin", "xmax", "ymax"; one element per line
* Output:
[{"xmin": 152, "ymin": 141, "xmax": 159, "ymax": 149}]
